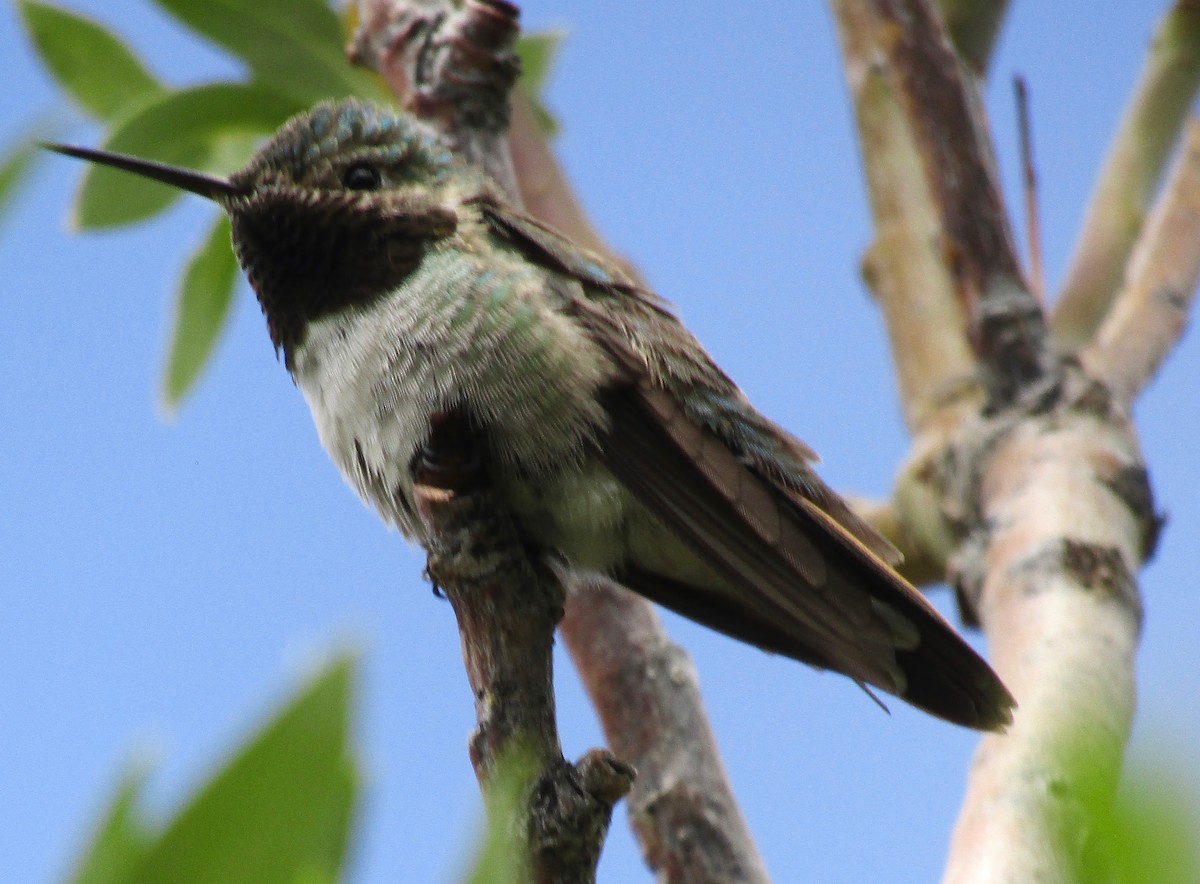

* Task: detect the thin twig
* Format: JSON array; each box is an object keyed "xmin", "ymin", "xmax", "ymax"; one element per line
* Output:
[
  {"xmin": 1051, "ymin": 1, "xmax": 1200, "ymax": 349},
  {"xmin": 1014, "ymin": 75, "xmax": 1045, "ymax": 305}
]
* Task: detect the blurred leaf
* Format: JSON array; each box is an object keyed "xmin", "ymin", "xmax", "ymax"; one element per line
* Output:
[
  {"xmin": 339, "ymin": 0, "xmax": 359, "ymax": 43},
  {"xmin": 162, "ymin": 215, "xmax": 238, "ymax": 409},
  {"xmin": 464, "ymin": 746, "xmax": 537, "ymax": 884},
  {"xmin": 1078, "ymin": 755, "xmax": 1200, "ymax": 884},
  {"xmin": 0, "ymin": 140, "xmax": 39, "ymax": 229},
  {"xmin": 127, "ymin": 655, "xmax": 360, "ymax": 884},
  {"xmin": 18, "ymin": 0, "xmax": 163, "ymax": 123},
  {"xmin": 149, "ymin": 0, "xmax": 387, "ymax": 104},
  {"xmin": 516, "ymin": 31, "xmax": 564, "ymax": 97},
  {"xmin": 73, "ymin": 83, "xmax": 304, "ymax": 229},
  {"xmin": 69, "ymin": 765, "xmax": 154, "ymax": 884},
  {"xmin": 516, "ymin": 31, "xmax": 565, "ymax": 136}
]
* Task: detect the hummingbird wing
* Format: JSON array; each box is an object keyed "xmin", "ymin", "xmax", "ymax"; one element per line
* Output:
[{"xmin": 481, "ymin": 200, "xmax": 1014, "ymax": 731}]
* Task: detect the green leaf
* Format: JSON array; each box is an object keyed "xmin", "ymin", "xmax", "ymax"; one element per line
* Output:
[
  {"xmin": 18, "ymin": 0, "xmax": 163, "ymax": 123},
  {"xmin": 0, "ymin": 140, "xmax": 39, "ymax": 229},
  {"xmin": 516, "ymin": 31, "xmax": 566, "ymax": 136},
  {"xmin": 68, "ymin": 764, "xmax": 154, "ymax": 884},
  {"xmin": 516, "ymin": 31, "xmax": 565, "ymax": 98},
  {"xmin": 149, "ymin": 0, "xmax": 387, "ymax": 105},
  {"xmin": 127, "ymin": 655, "xmax": 360, "ymax": 884},
  {"xmin": 73, "ymin": 83, "xmax": 305, "ymax": 229},
  {"xmin": 1079, "ymin": 757, "xmax": 1200, "ymax": 884},
  {"xmin": 162, "ymin": 215, "xmax": 238, "ymax": 409},
  {"xmin": 464, "ymin": 746, "xmax": 538, "ymax": 884}
]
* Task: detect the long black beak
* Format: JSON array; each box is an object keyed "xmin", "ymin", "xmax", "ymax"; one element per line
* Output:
[{"xmin": 42, "ymin": 143, "xmax": 245, "ymax": 202}]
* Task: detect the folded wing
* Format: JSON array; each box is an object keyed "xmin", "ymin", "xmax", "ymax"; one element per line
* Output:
[{"xmin": 482, "ymin": 198, "xmax": 1015, "ymax": 731}]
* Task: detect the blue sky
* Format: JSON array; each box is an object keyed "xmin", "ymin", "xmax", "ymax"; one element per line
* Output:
[{"xmin": 3, "ymin": 2, "xmax": 1198, "ymax": 881}]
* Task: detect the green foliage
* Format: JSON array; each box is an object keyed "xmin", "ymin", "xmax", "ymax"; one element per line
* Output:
[
  {"xmin": 18, "ymin": 0, "xmax": 562, "ymax": 406},
  {"xmin": 148, "ymin": 0, "xmax": 387, "ymax": 106},
  {"xmin": 0, "ymin": 136, "xmax": 40, "ymax": 229},
  {"xmin": 19, "ymin": 0, "xmax": 361, "ymax": 404},
  {"xmin": 163, "ymin": 214, "xmax": 239, "ymax": 410},
  {"xmin": 17, "ymin": 0, "xmax": 163, "ymax": 123},
  {"xmin": 70, "ymin": 767, "xmax": 154, "ymax": 884},
  {"xmin": 464, "ymin": 746, "xmax": 538, "ymax": 884},
  {"xmin": 1075, "ymin": 746, "xmax": 1200, "ymax": 884},
  {"xmin": 515, "ymin": 31, "xmax": 564, "ymax": 136},
  {"xmin": 67, "ymin": 656, "xmax": 360, "ymax": 884}
]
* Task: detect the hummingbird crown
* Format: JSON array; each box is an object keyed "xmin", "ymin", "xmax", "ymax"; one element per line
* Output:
[{"xmin": 229, "ymin": 99, "xmax": 457, "ymax": 195}]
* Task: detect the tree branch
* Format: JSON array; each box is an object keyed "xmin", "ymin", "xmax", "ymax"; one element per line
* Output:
[
  {"xmin": 351, "ymin": 5, "xmax": 636, "ymax": 879},
  {"xmin": 413, "ymin": 410, "xmax": 633, "ymax": 881},
  {"xmin": 833, "ymin": 1, "xmax": 1157, "ymax": 879},
  {"xmin": 832, "ymin": 0, "xmax": 1043, "ymax": 572},
  {"xmin": 350, "ymin": 0, "xmax": 522, "ymax": 194},
  {"xmin": 1082, "ymin": 118, "xmax": 1200, "ymax": 404},
  {"xmin": 942, "ymin": 372, "xmax": 1149, "ymax": 882},
  {"xmin": 353, "ymin": 2, "xmax": 768, "ymax": 879},
  {"xmin": 562, "ymin": 580, "xmax": 771, "ymax": 883},
  {"xmin": 835, "ymin": 0, "xmax": 981, "ymax": 436},
  {"xmin": 1051, "ymin": 1, "xmax": 1200, "ymax": 350}
]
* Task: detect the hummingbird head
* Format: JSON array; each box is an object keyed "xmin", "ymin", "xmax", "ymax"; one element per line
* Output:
[{"xmin": 46, "ymin": 99, "xmax": 462, "ymax": 363}]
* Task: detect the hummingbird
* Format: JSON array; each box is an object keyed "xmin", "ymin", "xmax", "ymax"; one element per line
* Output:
[{"xmin": 48, "ymin": 98, "xmax": 1014, "ymax": 730}]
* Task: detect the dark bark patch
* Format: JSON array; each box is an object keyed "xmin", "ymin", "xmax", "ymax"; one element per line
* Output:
[{"xmin": 1102, "ymin": 465, "xmax": 1164, "ymax": 561}]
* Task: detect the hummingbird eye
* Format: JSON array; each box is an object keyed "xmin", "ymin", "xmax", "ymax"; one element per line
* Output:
[{"xmin": 343, "ymin": 163, "xmax": 382, "ymax": 191}]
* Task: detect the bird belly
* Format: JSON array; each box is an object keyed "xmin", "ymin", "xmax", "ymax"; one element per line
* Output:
[
  {"xmin": 501, "ymin": 459, "xmax": 725, "ymax": 592},
  {"xmin": 288, "ymin": 249, "xmax": 618, "ymax": 543}
]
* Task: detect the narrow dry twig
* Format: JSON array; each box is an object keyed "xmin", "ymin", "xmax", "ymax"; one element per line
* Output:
[
  {"xmin": 1052, "ymin": 1, "xmax": 1200, "ymax": 349},
  {"xmin": 353, "ymin": 2, "xmax": 769, "ymax": 879},
  {"xmin": 1014, "ymin": 75, "xmax": 1045, "ymax": 304},
  {"xmin": 1083, "ymin": 118, "xmax": 1200, "ymax": 403}
]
